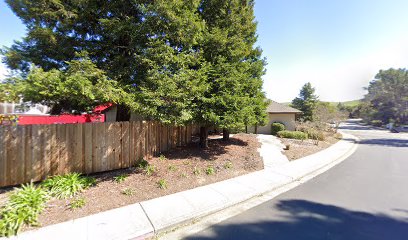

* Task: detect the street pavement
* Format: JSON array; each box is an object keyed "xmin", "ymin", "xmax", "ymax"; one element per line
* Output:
[{"xmin": 186, "ymin": 120, "xmax": 408, "ymax": 240}]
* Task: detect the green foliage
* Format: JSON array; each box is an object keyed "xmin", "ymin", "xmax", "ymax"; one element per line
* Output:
[
  {"xmin": 168, "ymin": 165, "xmax": 178, "ymax": 172},
  {"xmin": 121, "ymin": 188, "xmax": 135, "ymax": 196},
  {"xmin": 157, "ymin": 179, "xmax": 168, "ymax": 189},
  {"xmin": 145, "ymin": 165, "xmax": 156, "ymax": 176},
  {"xmin": 205, "ymin": 166, "xmax": 215, "ymax": 175},
  {"xmin": 224, "ymin": 161, "xmax": 233, "ymax": 169},
  {"xmin": 16, "ymin": 55, "xmax": 132, "ymax": 114},
  {"xmin": 0, "ymin": 183, "xmax": 49, "ymax": 237},
  {"xmin": 180, "ymin": 173, "xmax": 188, "ymax": 178},
  {"xmin": 277, "ymin": 131, "xmax": 308, "ymax": 140},
  {"xmin": 291, "ymin": 82, "xmax": 319, "ymax": 122},
  {"xmin": 159, "ymin": 154, "xmax": 166, "ymax": 161},
  {"xmin": 113, "ymin": 174, "xmax": 128, "ymax": 183},
  {"xmin": 193, "ymin": 167, "xmax": 201, "ymax": 176},
  {"xmin": 136, "ymin": 159, "xmax": 155, "ymax": 176},
  {"xmin": 271, "ymin": 122, "xmax": 285, "ymax": 136},
  {"xmin": 69, "ymin": 197, "xmax": 86, "ymax": 210},
  {"xmin": 370, "ymin": 120, "xmax": 383, "ymax": 127},
  {"xmin": 4, "ymin": 0, "xmax": 267, "ymax": 132},
  {"xmin": 42, "ymin": 173, "xmax": 96, "ymax": 199},
  {"xmin": 362, "ymin": 68, "xmax": 408, "ymax": 124}
]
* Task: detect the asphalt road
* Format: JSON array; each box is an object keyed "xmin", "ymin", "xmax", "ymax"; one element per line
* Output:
[{"xmin": 186, "ymin": 121, "xmax": 408, "ymax": 240}]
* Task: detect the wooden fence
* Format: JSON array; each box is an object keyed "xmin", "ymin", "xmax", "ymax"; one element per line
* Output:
[{"xmin": 0, "ymin": 121, "xmax": 197, "ymax": 188}]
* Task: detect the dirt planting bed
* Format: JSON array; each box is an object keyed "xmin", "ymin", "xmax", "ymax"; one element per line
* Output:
[
  {"xmin": 0, "ymin": 133, "xmax": 263, "ymax": 230},
  {"xmin": 280, "ymin": 132, "xmax": 342, "ymax": 161}
]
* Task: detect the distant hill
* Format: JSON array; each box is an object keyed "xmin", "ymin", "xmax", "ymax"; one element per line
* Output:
[
  {"xmin": 325, "ymin": 100, "xmax": 361, "ymax": 108},
  {"xmin": 281, "ymin": 100, "xmax": 361, "ymax": 107}
]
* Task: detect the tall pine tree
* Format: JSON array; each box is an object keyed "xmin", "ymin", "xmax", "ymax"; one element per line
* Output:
[
  {"xmin": 196, "ymin": 0, "xmax": 267, "ymax": 146},
  {"xmin": 291, "ymin": 82, "xmax": 319, "ymax": 122}
]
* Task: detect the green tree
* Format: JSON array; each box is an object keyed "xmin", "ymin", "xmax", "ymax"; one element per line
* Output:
[
  {"xmin": 3, "ymin": 0, "xmax": 267, "ymax": 147},
  {"xmin": 17, "ymin": 55, "xmax": 131, "ymax": 114},
  {"xmin": 363, "ymin": 68, "xmax": 408, "ymax": 124},
  {"xmin": 291, "ymin": 82, "xmax": 319, "ymax": 121},
  {"xmin": 196, "ymin": 0, "xmax": 267, "ymax": 145}
]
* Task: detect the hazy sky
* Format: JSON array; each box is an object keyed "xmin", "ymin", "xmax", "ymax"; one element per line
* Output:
[{"xmin": 1, "ymin": 0, "xmax": 408, "ymax": 102}]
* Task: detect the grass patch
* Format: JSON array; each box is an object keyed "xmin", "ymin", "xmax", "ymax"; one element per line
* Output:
[
  {"xmin": 157, "ymin": 179, "xmax": 167, "ymax": 189},
  {"xmin": 113, "ymin": 174, "xmax": 128, "ymax": 183},
  {"xmin": 121, "ymin": 188, "xmax": 135, "ymax": 196},
  {"xmin": 69, "ymin": 197, "xmax": 86, "ymax": 210},
  {"xmin": 0, "ymin": 183, "xmax": 49, "ymax": 237},
  {"xmin": 42, "ymin": 173, "xmax": 96, "ymax": 199}
]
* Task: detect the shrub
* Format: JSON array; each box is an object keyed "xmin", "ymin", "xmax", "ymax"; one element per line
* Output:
[
  {"xmin": 193, "ymin": 167, "xmax": 200, "ymax": 176},
  {"xmin": 113, "ymin": 174, "xmax": 128, "ymax": 183},
  {"xmin": 70, "ymin": 197, "xmax": 86, "ymax": 209},
  {"xmin": 159, "ymin": 154, "xmax": 166, "ymax": 161},
  {"xmin": 307, "ymin": 129, "xmax": 325, "ymax": 141},
  {"xmin": 0, "ymin": 183, "xmax": 49, "ymax": 237},
  {"xmin": 42, "ymin": 173, "xmax": 96, "ymax": 199},
  {"xmin": 224, "ymin": 161, "xmax": 233, "ymax": 169},
  {"xmin": 157, "ymin": 179, "xmax": 167, "ymax": 189},
  {"xmin": 121, "ymin": 188, "xmax": 135, "ymax": 196},
  {"xmin": 271, "ymin": 122, "xmax": 285, "ymax": 135},
  {"xmin": 205, "ymin": 166, "xmax": 215, "ymax": 175},
  {"xmin": 168, "ymin": 165, "xmax": 178, "ymax": 171},
  {"xmin": 277, "ymin": 130, "xmax": 308, "ymax": 140},
  {"xmin": 371, "ymin": 120, "xmax": 383, "ymax": 127}
]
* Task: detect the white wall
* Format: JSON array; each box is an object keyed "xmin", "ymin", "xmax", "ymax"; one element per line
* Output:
[{"xmin": 248, "ymin": 113, "xmax": 296, "ymax": 134}]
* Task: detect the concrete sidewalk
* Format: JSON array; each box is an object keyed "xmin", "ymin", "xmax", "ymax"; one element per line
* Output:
[{"xmin": 3, "ymin": 131, "xmax": 357, "ymax": 240}]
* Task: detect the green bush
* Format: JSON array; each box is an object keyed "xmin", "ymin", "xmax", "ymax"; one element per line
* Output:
[
  {"xmin": 42, "ymin": 173, "xmax": 96, "ymax": 199},
  {"xmin": 0, "ymin": 183, "xmax": 49, "ymax": 237},
  {"xmin": 371, "ymin": 120, "xmax": 383, "ymax": 127},
  {"xmin": 271, "ymin": 122, "xmax": 285, "ymax": 135},
  {"xmin": 277, "ymin": 130, "xmax": 308, "ymax": 140},
  {"xmin": 70, "ymin": 197, "xmax": 86, "ymax": 209}
]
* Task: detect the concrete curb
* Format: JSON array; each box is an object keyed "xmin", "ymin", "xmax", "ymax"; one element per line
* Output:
[{"xmin": 1, "ymin": 131, "xmax": 358, "ymax": 240}]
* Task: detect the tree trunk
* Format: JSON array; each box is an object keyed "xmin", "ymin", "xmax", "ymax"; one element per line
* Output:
[
  {"xmin": 199, "ymin": 126, "xmax": 209, "ymax": 148},
  {"xmin": 255, "ymin": 124, "xmax": 258, "ymax": 134},
  {"xmin": 245, "ymin": 125, "xmax": 248, "ymax": 133},
  {"xmin": 222, "ymin": 128, "xmax": 230, "ymax": 141},
  {"xmin": 116, "ymin": 104, "xmax": 131, "ymax": 122}
]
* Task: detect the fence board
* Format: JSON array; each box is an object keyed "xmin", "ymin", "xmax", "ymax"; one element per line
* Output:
[
  {"xmin": 0, "ymin": 120, "xmax": 194, "ymax": 187},
  {"xmin": 0, "ymin": 127, "xmax": 5, "ymax": 186},
  {"xmin": 84, "ymin": 124, "xmax": 93, "ymax": 174},
  {"xmin": 121, "ymin": 122, "xmax": 130, "ymax": 168}
]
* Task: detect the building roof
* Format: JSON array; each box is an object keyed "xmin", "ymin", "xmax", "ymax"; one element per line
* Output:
[{"xmin": 267, "ymin": 100, "xmax": 302, "ymax": 114}]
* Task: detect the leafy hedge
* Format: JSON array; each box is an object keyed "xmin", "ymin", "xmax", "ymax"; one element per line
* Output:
[
  {"xmin": 277, "ymin": 130, "xmax": 308, "ymax": 140},
  {"xmin": 271, "ymin": 122, "xmax": 285, "ymax": 135},
  {"xmin": 370, "ymin": 120, "xmax": 383, "ymax": 127}
]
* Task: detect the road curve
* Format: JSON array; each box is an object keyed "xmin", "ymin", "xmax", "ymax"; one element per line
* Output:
[{"xmin": 186, "ymin": 120, "xmax": 408, "ymax": 240}]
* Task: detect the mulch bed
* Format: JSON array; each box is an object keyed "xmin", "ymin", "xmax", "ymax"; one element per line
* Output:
[
  {"xmin": 0, "ymin": 133, "xmax": 263, "ymax": 229},
  {"xmin": 279, "ymin": 132, "xmax": 342, "ymax": 161}
]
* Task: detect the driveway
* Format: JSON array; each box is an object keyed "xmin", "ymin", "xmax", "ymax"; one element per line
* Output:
[{"xmin": 185, "ymin": 120, "xmax": 408, "ymax": 240}]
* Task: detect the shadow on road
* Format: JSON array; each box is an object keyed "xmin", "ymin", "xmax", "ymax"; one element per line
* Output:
[
  {"xmin": 187, "ymin": 200, "xmax": 408, "ymax": 240},
  {"xmin": 358, "ymin": 138, "xmax": 408, "ymax": 148}
]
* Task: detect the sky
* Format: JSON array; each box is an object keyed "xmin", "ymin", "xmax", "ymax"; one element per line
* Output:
[{"xmin": 1, "ymin": 0, "xmax": 408, "ymax": 102}]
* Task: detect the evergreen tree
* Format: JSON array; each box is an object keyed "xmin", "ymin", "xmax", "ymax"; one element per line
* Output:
[
  {"xmin": 291, "ymin": 82, "xmax": 319, "ymax": 121},
  {"xmin": 3, "ymin": 0, "xmax": 267, "ymax": 147},
  {"xmin": 363, "ymin": 68, "xmax": 408, "ymax": 124},
  {"xmin": 196, "ymin": 0, "xmax": 267, "ymax": 145}
]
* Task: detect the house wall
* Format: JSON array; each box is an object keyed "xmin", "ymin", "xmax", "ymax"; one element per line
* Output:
[
  {"xmin": 248, "ymin": 113, "xmax": 296, "ymax": 134},
  {"xmin": 105, "ymin": 106, "xmax": 117, "ymax": 122}
]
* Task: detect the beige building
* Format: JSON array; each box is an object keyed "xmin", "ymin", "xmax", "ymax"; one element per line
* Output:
[{"xmin": 248, "ymin": 101, "xmax": 302, "ymax": 134}]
